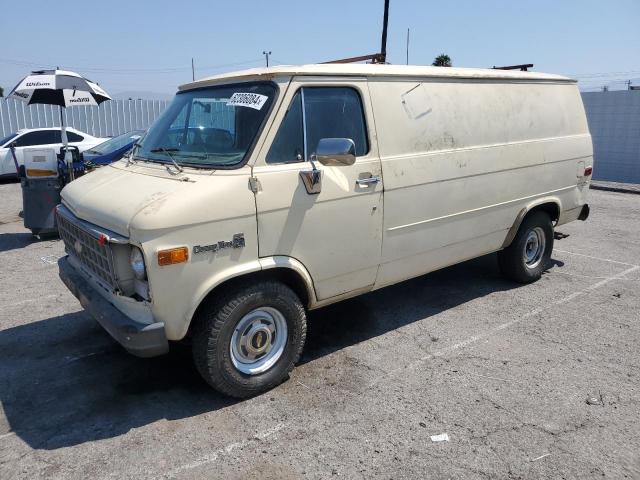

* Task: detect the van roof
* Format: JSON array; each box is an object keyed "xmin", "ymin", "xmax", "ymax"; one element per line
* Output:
[{"xmin": 180, "ymin": 64, "xmax": 574, "ymax": 91}]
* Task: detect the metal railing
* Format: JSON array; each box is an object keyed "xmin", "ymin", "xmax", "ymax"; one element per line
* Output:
[{"xmin": 0, "ymin": 97, "xmax": 170, "ymax": 139}]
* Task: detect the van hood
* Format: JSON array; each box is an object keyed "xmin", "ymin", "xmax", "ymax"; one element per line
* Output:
[{"xmin": 61, "ymin": 163, "xmax": 194, "ymax": 237}]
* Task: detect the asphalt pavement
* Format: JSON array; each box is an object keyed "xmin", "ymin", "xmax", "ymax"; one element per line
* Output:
[{"xmin": 1, "ymin": 179, "xmax": 639, "ymax": 479}]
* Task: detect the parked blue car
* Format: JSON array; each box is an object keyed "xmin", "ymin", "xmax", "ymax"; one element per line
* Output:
[{"xmin": 82, "ymin": 130, "xmax": 145, "ymax": 165}]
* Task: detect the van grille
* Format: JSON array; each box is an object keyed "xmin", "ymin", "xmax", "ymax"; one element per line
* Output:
[{"xmin": 57, "ymin": 210, "xmax": 118, "ymax": 290}]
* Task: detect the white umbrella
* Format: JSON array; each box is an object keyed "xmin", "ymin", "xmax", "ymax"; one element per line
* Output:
[{"xmin": 7, "ymin": 69, "xmax": 111, "ymax": 179}]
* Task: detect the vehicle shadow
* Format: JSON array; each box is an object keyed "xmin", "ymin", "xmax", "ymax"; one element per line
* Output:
[
  {"xmin": 0, "ymin": 176, "xmax": 20, "ymax": 185},
  {"xmin": 0, "ymin": 253, "xmax": 522, "ymax": 450},
  {"xmin": 0, "ymin": 310, "xmax": 235, "ymax": 450},
  {"xmin": 0, "ymin": 232, "xmax": 36, "ymax": 253},
  {"xmin": 302, "ymin": 253, "xmax": 517, "ymax": 364}
]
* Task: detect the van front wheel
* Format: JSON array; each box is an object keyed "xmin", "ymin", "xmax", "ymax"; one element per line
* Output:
[
  {"xmin": 192, "ymin": 281, "xmax": 307, "ymax": 398},
  {"xmin": 498, "ymin": 211, "xmax": 554, "ymax": 284}
]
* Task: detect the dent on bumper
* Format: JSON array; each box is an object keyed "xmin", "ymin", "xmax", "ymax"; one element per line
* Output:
[{"xmin": 58, "ymin": 256, "xmax": 169, "ymax": 358}]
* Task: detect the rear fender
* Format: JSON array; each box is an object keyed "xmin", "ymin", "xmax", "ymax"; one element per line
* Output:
[{"xmin": 501, "ymin": 198, "xmax": 561, "ymax": 249}]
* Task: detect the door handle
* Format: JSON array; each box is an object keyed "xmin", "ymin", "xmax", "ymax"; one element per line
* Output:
[{"xmin": 356, "ymin": 175, "xmax": 381, "ymax": 186}]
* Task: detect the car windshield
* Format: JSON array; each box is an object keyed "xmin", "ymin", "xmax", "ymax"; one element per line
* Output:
[
  {"xmin": 135, "ymin": 82, "xmax": 276, "ymax": 168},
  {"xmin": 1, "ymin": 133, "xmax": 18, "ymax": 147},
  {"xmin": 88, "ymin": 130, "xmax": 145, "ymax": 155}
]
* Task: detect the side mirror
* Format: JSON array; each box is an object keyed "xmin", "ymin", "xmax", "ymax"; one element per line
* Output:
[{"xmin": 313, "ymin": 138, "xmax": 356, "ymax": 166}]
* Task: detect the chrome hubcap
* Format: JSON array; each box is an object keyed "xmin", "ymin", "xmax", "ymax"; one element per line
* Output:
[
  {"xmin": 523, "ymin": 227, "xmax": 546, "ymax": 269},
  {"xmin": 230, "ymin": 307, "xmax": 288, "ymax": 375}
]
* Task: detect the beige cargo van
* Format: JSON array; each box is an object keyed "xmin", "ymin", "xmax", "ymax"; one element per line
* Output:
[{"xmin": 57, "ymin": 64, "xmax": 592, "ymax": 397}]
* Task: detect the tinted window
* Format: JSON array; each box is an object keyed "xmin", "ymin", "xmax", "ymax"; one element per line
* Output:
[
  {"xmin": 14, "ymin": 130, "xmax": 59, "ymax": 147},
  {"xmin": 266, "ymin": 86, "xmax": 368, "ymax": 164},
  {"xmin": 67, "ymin": 131, "xmax": 84, "ymax": 142},
  {"xmin": 304, "ymin": 87, "xmax": 368, "ymax": 157},
  {"xmin": 266, "ymin": 91, "xmax": 303, "ymax": 163},
  {"xmin": 1, "ymin": 133, "xmax": 18, "ymax": 146}
]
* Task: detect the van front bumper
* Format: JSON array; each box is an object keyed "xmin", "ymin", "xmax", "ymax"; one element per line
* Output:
[{"xmin": 58, "ymin": 256, "xmax": 169, "ymax": 358}]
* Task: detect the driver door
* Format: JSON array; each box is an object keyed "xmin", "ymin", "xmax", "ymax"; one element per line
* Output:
[{"xmin": 252, "ymin": 79, "xmax": 383, "ymax": 301}]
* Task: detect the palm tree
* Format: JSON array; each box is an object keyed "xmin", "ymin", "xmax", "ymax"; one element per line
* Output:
[{"xmin": 432, "ymin": 54, "xmax": 452, "ymax": 67}]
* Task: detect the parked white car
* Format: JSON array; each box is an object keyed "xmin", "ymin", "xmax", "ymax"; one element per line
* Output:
[{"xmin": 0, "ymin": 127, "xmax": 107, "ymax": 177}]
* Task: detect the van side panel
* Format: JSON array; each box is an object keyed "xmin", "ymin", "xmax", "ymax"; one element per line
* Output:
[{"xmin": 369, "ymin": 78, "xmax": 592, "ymax": 288}]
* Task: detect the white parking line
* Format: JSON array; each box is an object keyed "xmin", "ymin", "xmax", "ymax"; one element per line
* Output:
[
  {"xmin": 373, "ymin": 263, "xmax": 640, "ymax": 385},
  {"xmin": 431, "ymin": 264, "xmax": 639, "ymax": 358},
  {"xmin": 0, "ymin": 294, "xmax": 59, "ymax": 311},
  {"xmin": 554, "ymin": 249, "xmax": 639, "ymax": 268},
  {"xmin": 551, "ymin": 270, "xmax": 638, "ymax": 281},
  {"xmin": 168, "ymin": 423, "xmax": 287, "ymax": 476}
]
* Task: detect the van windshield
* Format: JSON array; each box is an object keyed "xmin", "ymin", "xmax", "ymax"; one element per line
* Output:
[{"xmin": 135, "ymin": 82, "xmax": 276, "ymax": 168}]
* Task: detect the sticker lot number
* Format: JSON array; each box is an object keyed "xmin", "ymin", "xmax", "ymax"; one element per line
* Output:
[{"xmin": 226, "ymin": 92, "xmax": 268, "ymax": 110}]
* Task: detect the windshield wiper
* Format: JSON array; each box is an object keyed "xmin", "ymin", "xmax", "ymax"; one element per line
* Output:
[{"xmin": 150, "ymin": 147, "xmax": 183, "ymax": 173}]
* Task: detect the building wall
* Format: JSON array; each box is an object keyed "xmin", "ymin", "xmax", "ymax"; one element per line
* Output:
[
  {"xmin": 581, "ymin": 90, "xmax": 640, "ymax": 184},
  {"xmin": 0, "ymin": 98, "xmax": 170, "ymax": 139}
]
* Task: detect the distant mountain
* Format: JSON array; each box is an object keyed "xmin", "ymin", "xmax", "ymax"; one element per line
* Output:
[{"xmin": 111, "ymin": 90, "xmax": 174, "ymax": 101}]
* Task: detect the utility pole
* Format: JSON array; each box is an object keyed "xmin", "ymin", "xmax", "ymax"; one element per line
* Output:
[
  {"xmin": 406, "ymin": 28, "xmax": 410, "ymax": 65},
  {"xmin": 379, "ymin": 0, "xmax": 390, "ymax": 63},
  {"xmin": 191, "ymin": 58, "xmax": 195, "ymax": 81},
  {"xmin": 263, "ymin": 51, "xmax": 272, "ymax": 67}
]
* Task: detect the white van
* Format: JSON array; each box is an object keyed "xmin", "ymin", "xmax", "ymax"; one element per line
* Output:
[{"xmin": 56, "ymin": 64, "xmax": 592, "ymax": 397}]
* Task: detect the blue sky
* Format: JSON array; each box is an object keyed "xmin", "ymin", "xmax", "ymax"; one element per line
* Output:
[{"xmin": 1, "ymin": 0, "xmax": 639, "ymax": 96}]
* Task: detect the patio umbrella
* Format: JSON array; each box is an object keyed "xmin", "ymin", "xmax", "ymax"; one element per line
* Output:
[{"xmin": 7, "ymin": 69, "xmax": 111, "ymax": 179}]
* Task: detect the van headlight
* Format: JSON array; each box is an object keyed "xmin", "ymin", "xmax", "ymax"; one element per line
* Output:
[{"xmin": 129, "ymin": 247, "xmax": 147, "ymax": 280}]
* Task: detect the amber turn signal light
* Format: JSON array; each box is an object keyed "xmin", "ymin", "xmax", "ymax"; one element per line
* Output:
[{"xmin": 157, "ymin": 247, "xmax": 189, "ymax": 266}]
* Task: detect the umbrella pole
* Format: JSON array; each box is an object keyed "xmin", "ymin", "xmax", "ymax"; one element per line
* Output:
[{"xmin": 59, "ymin": 106, "xmax": 73, "ymax": 181}]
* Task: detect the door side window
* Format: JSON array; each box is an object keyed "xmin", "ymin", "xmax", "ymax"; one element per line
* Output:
[
  {"xmin": 304, "ymin": 87, "xmax": 369, "ymax": 157},
  {"xmin": 66, "ymin": 131, "xmax": 84, "ymax": 142},
  {"xmin": 266, "ymin": 86, "xmax": 368, "ymax": 164},
  {"xmin": 14, "ymin": 130, "xmax": 56, "ymax": 147},
  {"xmin": 266, "ymin": 91, "xmax": 304, "ymax": 164},
  {"xmin": 47, "ymin": 130, "xmax": 61, "ymax": 143}
]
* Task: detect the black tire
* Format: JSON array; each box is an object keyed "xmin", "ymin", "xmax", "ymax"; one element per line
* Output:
[
  {"xmin": 498, "ymin": 211, "xmax": 554, "ymax": 284},
  {"xmin": 192, "ymin": 281, "xmax": 306, "ymax": 398}
]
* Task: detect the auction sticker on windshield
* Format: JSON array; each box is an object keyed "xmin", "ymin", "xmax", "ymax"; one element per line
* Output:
[{"xmin": 227, "ymin": 92, "xmax": 268, "ymax": 110}]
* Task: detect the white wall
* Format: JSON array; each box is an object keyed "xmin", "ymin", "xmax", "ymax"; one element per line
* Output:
[
  {"xmin": 0, "ymin": 98, "xmax": 170, "ymax": 138},
  {"xmin": 582, "ymin": 90, "xmax": 640, "ymax": 184}
]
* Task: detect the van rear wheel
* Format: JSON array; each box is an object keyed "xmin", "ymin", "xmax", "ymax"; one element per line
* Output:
[
  {"xmin": 498, "ymin": 211, "xmax": 554, "ymax": 284},
  {"xmin": 192, "ymin": 281, "xmax": 307, "ymax": 398}
]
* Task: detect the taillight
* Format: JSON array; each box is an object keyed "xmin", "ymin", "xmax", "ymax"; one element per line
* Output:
[{"xmin": 584, "ymin": 166, "xmax": 593, "ymax": 176}]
